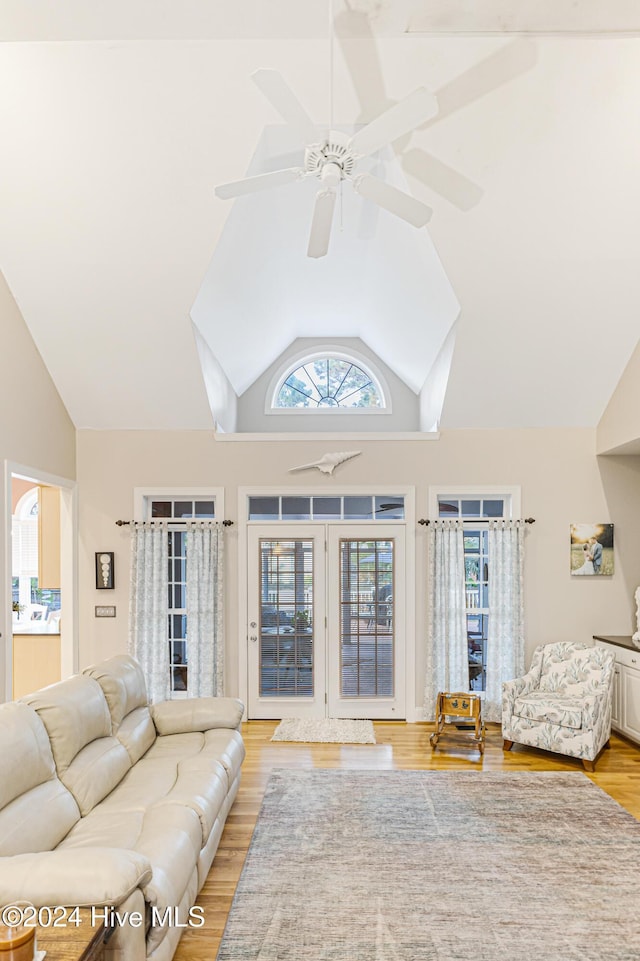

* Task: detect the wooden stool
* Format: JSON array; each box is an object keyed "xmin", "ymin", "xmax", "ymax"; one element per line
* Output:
[{"xmin": 430, "ymin": 691, "xmax": 486, "ymax": 755}]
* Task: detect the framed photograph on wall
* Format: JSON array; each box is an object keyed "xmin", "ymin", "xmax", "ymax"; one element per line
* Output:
[
  {"xmin": 570, "ymin": 524, "xmax": 614, "ymax": 576},
  {"xmin": 95, "ymin": 551, "xmax": 115, "ymax": 589}
]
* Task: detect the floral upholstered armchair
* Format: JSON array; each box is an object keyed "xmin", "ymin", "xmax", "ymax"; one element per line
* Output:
[{"xmin": 502, "ymin": 641, "xmax": 615, "ymax": 771}]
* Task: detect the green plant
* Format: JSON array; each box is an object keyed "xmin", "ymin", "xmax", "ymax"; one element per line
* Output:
[{"xmin": 295, "ymin": 610, "xmax": 311, "ymax": 630}]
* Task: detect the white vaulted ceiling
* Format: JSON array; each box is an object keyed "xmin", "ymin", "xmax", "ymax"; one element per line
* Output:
[{"xmin": 1, "ymin": 1, "xmax": 639, "ymax": 430}]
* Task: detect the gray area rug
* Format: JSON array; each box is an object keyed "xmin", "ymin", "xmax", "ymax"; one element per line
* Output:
[
  {"xmin": 217, "ymin": 770, "xmax": 640, "ymax": 961},
  {"xmin": 271, "ymin": 718, "xmax": 376, "ymax": 744}
]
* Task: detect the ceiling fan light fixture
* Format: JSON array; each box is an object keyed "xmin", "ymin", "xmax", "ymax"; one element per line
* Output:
[
  {"xmin": 304, "ymin": 135, "xmax": 356, "ymax": 179},
  {"xmin": 320, "ymin": 161, "xmax": 343, "ymax": 187}
]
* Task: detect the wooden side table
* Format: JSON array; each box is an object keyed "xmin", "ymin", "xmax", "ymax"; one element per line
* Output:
[
  {"xmin": 430, "ymin": 691, "xmax": 486, "ymax": 755},
  {"xmin": 37, "ymin": 909, "xmax": 112, "ymax": 961}
]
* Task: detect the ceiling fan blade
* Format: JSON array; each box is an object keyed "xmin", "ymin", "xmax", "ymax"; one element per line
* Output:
[
  {"xmin": 252, "ymin": 69, "xmax": 318, "ymax": 145},
  {"xmin": 353, "ymin": 173, "xmax": 432, "ymax": 228},
  {"xmin": 402, "ymin": 147, "xmax": 484, "ymax": 211},
  {"xmin": 215, "ymin": 167, "xmax": 302, "ymax": 200},
  {"xmin": 348, "ymin": 87, "xmax": 439, "ymax": 158},
  {"xmin": 431, "ymin": 39, "xmax": 538, "ymax": 127},
  {"xmin": 307, "ymin": 189, "xmax": 337, "ymax": 259},
  {"xmin": 334, "ymin": 9, "xmax": 390, "ymax": 122}
]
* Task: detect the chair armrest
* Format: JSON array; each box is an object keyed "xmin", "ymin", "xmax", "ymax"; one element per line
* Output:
[
  {"xmin": 503, "ymin": 669, "xmax": 539, "ymax": 702},
  {"xmin": 581, "ymin": 690, "xmax": 611, "ymax": 725},
  {"xmin": 0, "ymin": 848, "xmax": 152, "ymax": 908},
  {"xmin": 151, "ymin": 697, "xmax": 244, "ymax": 735}
]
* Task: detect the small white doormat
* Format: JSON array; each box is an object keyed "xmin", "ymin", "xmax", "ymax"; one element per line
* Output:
[{"xmin": 271, "ymin": 717, "xmax": 376, "ymax": 744}]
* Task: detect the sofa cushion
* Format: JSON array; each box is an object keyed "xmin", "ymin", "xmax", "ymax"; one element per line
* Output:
[
  {"xmin": 74, "ymin": 727, "xmax": 244, "ymax": 848},
  {"xmin": 62, "ymin": 736, "xmax": 133, "ymax": 817},
  {"xmin": 85, "ymin": 750, "xmax": 230, "ymax": 848},
  {"xmin": 83, "ymin": 655, "xmax": 149, "ymax": 730},
  {"xmin": 22, "ymin": 675, "xmax": 112, "ymax": 772},
  {"xmin": 60, "ymin": 804, "xmax": 201, "ymax": 916},
  {"xmin": 83, "ymin": 656, "xmax": 157, "ymax": 765},
  {"xmin": 513, "ymin": 692, "xmax": 584, "ymax": 730},
  {"xmin": 0, "ymin": 702, "xmax": 80, "ymax": 855},
  {"xmin": 22, "ymin": 674, "xmax": 132, "ymax": 815},
  {"xmin": 0, "ymin": 778, "xmax": 81, "ymax": 856},
  {"xmin": 117, "ymin": 706, "xmax": 157, "ymax": 765},
  {"xmin": 0, "ymin": 702, "xmax": 56, "ymax": 808},
  {"xmin": 203, "ymin": 729, "xmax": 246, "ymax": 791}
]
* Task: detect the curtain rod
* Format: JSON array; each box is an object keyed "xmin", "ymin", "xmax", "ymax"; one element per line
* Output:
[
  {"xmin": 418, "ymin": 517, "xmax": 535, "ymax": 526},
  {"xmin": 115, "ymin": 519, "xmax": 234, "ymax": 527}
]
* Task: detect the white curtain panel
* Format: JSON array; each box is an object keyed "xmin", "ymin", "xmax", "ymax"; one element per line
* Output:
[
  {"xmin": 129, "ymin": 522, "xmax": 170, "ymax": 704},
  {"xmin": 185, "ymin": 522, "xmax": 225, "ymax": 697},
  {"xmin": 423, "ymin": 520, "xmax": 469, "ymax": 720},
  {"xmin": 485, "ymin": 519, "xmax": 526, "ymax": 722}
]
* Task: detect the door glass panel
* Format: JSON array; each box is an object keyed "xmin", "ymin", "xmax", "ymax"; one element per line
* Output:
[
  {"xmin": 259, "ymin": 539, "xmax": 313, "ymax": 697},
  {"xmin": 338, "ymin": 539, "xmax": 393, "ymax": 697}
]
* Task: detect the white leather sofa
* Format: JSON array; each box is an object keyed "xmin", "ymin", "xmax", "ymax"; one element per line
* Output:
[{"xmin": 0, "ymin": 654, "xmax": 245, "ymax": 961}]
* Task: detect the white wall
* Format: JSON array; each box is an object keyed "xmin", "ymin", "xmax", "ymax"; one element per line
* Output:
[
  {"xmin": 0, "ymin": 271, "xmax": 76, "ymax": 697},
  {"xmin": 76, "ymin": 425, "xmax": 638, "ymax": 717},
  {"xmin": 597, "ymin": 337, "xmax": 640, "ymax": 454}
]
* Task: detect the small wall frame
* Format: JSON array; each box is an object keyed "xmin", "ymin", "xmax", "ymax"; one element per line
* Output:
[{"xmin": 95, "ymin": 551, "xmax": 115, "ymax": 589}]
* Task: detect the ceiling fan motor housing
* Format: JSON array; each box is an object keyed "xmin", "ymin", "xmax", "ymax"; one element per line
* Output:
[{"xmin": 305, "ymin": 132, "xmax": 357, "ymax": 185}]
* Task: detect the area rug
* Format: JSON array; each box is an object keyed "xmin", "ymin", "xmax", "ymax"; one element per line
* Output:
[
  {"xmin": 270, "ymin": 717, "xmax": 376, "ymax": 744},
  {"xmin": 216, "ymin": 770, "xmax": 640, "ymax": 961}
]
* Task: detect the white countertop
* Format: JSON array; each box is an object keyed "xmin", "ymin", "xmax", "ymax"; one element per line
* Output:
[{"xmin": 12, "ymin": 621, "xmax": 60, "ymax": 635}]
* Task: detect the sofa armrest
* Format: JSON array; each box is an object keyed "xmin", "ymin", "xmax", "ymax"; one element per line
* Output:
[
  {"xmin": 0, "ymin": 848, "xmax": 152, "ymax": 908},
  {"xmin": 151, "ymin": 697, "xmax": 244, "ymax": 735}
]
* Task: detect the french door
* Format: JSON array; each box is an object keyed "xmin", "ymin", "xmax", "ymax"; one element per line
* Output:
[{"xmin": 247, "ymin": 524, "xmax": 405, "ymax": 719}]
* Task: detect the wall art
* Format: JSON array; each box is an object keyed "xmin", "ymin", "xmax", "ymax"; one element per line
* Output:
[{"xmin": 570, "ymin": 524, "xmax": 614, "ymax": 576}]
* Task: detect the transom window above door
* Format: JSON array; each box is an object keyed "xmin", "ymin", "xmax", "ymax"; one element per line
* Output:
[
  {"xmin": 149, "ymin": 497, "xmax": 215, "ymax": 521},
  {"xmin": 248, "ymin": 494, "xmax": 405, "ymax": 522}
]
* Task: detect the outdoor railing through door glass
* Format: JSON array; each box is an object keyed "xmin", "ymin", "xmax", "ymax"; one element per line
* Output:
[{"xmin": 339, "ymin": 539, "xmax": 394, "ymax": 697}]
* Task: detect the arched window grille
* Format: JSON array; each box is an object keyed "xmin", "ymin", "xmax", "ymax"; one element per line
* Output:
[{"xmin": 273, "ymin": 354, "xmax": 385, "ymax": 410}]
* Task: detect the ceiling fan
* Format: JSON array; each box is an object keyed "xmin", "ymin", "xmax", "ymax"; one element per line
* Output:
[
  {"xmin": 214, "ymin": 68, "xmax": 438, "ymax": 259},
  {"xmin": 334, "ymin": 7, "xmax": 538, "ymax": 211}
]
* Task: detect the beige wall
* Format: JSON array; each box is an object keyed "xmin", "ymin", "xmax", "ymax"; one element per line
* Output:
[
  {"xmin": 77, "ymin": 426, "xmax": 640, "ymax": 718},
  {"xmin": 597, "ymin": 337, "xmax": 640, "ymax": 454},
  {"xmin": 0, "ymin": 271, "xmax": 76, "ymax": 696}
]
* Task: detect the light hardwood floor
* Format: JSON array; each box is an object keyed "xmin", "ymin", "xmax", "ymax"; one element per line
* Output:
[{"xmin": 175, "ymin": 721, "xmax": 640, "ymax": 961}]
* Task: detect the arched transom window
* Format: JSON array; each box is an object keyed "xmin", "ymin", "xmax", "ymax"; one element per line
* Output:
[{"xmin": 273, "ymin": 354, "xmax": 386, "ymax": 410}]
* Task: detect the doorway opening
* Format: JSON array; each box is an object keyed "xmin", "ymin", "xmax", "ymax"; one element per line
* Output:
[{"xmin": 4, "ymin": 463, "xmax": 76, "ymax": 701}]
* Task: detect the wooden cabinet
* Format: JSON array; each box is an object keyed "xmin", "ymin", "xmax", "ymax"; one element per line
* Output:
[
  {"xmin": 38, "ymin": 484, "xmax": 61, "ymax": 588},
  {"xmin": 621, "ymin": 657, "xmax": 640, "ymax": 743},
  {"xmin": 594, "ymin": 636, "xmax": 640, "ymax": 746},
  {"xmin": 13, "ymin": 633, "xmax": 61, "ymax": 699}
]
